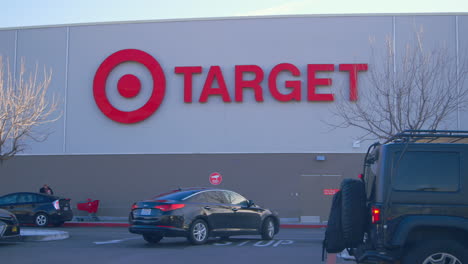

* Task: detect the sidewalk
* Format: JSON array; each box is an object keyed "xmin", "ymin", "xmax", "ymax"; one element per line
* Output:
[{"xmin": 20, "ymin": 227, "xmax": 69, "ymax": 241}]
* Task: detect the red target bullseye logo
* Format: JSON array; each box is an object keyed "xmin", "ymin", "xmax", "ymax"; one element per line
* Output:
[{"xmin": 93, "ymin": 49, "xmax": 166, "ymax": 123}]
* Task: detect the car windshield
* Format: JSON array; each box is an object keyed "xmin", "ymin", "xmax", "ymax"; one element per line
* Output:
[{"xmin": 151, "ymin": 190, "xmax": 200, "ymax": 201}]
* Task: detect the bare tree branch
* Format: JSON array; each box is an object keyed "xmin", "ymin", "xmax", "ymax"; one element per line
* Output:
[
  {"xmin": 0, "ymin": 56, "xmax": 61, "ymax": 162},
  {"xmin": 328, "ymin": 29, "xmax": 468, "ymax": 141}
]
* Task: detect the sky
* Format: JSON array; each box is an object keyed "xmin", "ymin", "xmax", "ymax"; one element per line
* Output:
[{"xmin": 1, "ymin": 0, "xmax": 467, "ymax": 29}]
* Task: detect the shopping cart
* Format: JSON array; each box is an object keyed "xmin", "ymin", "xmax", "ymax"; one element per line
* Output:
[{"xmin": 77, "ymin": 199, "xmax": 100, "ymax": 221}]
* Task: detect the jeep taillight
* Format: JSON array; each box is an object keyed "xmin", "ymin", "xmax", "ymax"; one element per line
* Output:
[{"xmin": 371, "ymin": 206, "xmax": 381, "ymax": 224}]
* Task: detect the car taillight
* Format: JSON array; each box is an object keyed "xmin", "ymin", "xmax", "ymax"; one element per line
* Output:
[
  {"xmin": 53, "ymin": 200, "xmax": 60, "ymax": 210},
  {"xmin": 131, "ymin": 204, "xmax": 138, "ymax": 210},
  {"xmin": 371, "ymin": 206, "xmax": 381, "ymax": 224},
  {"xmin": 155, "ymin": 204, "xmax": 185, "ymax": 211}
]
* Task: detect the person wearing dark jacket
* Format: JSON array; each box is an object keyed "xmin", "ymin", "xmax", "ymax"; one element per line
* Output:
[{"xmin": 39, "ymin": 184, "xmax": 54, "ymax": 195}]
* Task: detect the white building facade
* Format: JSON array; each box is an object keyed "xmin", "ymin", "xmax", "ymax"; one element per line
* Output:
[{"xmin": 1, "ymin": 14, "xmax": 467, "ymax": 221}]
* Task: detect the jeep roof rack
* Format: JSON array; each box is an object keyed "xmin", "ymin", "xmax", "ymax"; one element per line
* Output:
[{"xmin": 387, "ymin": 130, "xmax": 468, "ymax": 144}]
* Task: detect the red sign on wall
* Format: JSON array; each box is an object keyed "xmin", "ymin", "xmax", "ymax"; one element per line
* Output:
[
  {"xmin": 209, "ymin": 172, "xmax": 223, "ymax": 185},
  {"xmin": 323, "ymin": 189, "xmax": 339, "ymax": 195}
]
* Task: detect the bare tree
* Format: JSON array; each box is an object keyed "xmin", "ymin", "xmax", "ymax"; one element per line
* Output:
[
  {"xmin": 331, "ymin": 29, "xmax": 468, "ymax": 141},
  {"xmin": 0, "ymin": 57, "xmax": 61, "ymax": 162}
]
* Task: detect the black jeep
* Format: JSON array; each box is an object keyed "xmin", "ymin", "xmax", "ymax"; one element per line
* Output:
[{"xmin": 324, "ymin": 130, "xmax": 468, "ymax": 263}]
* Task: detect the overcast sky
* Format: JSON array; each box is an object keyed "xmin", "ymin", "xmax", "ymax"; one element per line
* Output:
[{"xmin": 1, "ymin": 0, "xmax": 467, "ymax": 28}]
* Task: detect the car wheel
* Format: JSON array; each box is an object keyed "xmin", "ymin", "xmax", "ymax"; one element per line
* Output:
[
  {"xmin": 188, "ymin": 219, "xmax": 209, "ymax": 245},
  {"xmin": 53, "ymin": 221, "xmax": 65, "ymax": 227},
  {"xmin": 143, "ymin": 234, "xmax": 163, "ymax": 244},
  {"xmin": 261, "ymin": 217, "xmax": 275, "ymax": 240},
  {"xmin": 35, "ymin": 213, "xmax": 49, "ymax": 227},
  {"xmin": 401, "ymin": 240, "xmax": 467, "ymax": 264}
]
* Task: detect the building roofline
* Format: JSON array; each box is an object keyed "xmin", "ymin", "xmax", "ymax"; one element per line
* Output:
[{"xmin": 0, "ymin": 12, "xmax": 467, "ymax": 31}]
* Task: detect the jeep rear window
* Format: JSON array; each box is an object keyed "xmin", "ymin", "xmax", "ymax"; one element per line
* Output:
[
  {"xmin": 393, "ymin": 151, "xmax": 460, "ymax": 192},
  {"xmin": 364, "ymin": 155, "xmax": 378, "ymax": 200}
]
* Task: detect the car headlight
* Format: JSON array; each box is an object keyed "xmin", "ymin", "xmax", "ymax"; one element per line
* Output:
[
  {"xmin": 10, "ymin": 214, "xmax": 18, "ymax": 224},
  {"xmin": 0, "ymin": 221, "xmax": 6, "ymax": 236}
]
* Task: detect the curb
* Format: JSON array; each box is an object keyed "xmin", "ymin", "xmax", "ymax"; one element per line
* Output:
[
  {"xmin": 65, "ymin": 222, "xmax": 129, "ymax": 227},
  {"xmin": 280, "ymin": 224, "xmax": 327, "ymax": 229},
  {"xmin": 21, "ymin": 229, "xmax": 69, "ymax": 242},
  {"xmin": 63, "ymin": 222, "xmax": 327, "ymax": 229}
]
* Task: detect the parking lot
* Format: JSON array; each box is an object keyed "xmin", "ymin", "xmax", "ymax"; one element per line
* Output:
[{"xmin": 0, "ymin": 227, "xmax": 348, "ymax": 264}]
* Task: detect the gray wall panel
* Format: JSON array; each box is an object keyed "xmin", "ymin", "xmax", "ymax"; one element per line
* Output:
[
  {"xmin": 0, "ymin": 30, "xmax": 16, "ymax": 68},
  {"xmin": 395, "ymin": 16, "xmax": 461, "ymax": 129},
  {"xmin": 459, "ymin": 16, "xmax": 468, "ymax": 130},
  {"xmin": 395, "ymin": 16, "xmax": 457, "ymax": 51},
  {"xmin": 15, "ymin": 27, "xmax": 68, "ymax": 154}
]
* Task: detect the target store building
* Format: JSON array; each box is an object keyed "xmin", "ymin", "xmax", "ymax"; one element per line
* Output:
[{"xmin": 1, "ymin": 13, "xmax": 467, "ymax": 222}]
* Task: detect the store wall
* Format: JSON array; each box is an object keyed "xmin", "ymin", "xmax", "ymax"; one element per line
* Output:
[{"xmin": 0, "ymin": 153, "xmax": 364, "ymax": 219}]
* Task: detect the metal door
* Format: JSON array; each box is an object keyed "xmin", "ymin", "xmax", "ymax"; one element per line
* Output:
[{"xmin": 299, "ymin": 174, "xmax": 343, "ymax": 222}]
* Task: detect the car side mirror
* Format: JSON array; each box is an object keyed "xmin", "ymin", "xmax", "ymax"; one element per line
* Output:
[{"xmin": 247, "ymin": 200, "xmax": 255, "ymax": 207}]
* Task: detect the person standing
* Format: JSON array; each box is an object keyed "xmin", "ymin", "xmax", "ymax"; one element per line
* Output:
[{"xmin": 39, "ymin": 184, "xmax": 54, "ymax": 195}]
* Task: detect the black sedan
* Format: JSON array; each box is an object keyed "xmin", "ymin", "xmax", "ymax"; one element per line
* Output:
[
  {"xmin": 129, "ymin": 188, "xmax": 280, "ymax": 245},
  {"xmin": 0, "ymin": 209, "xmax": 20, "ymax": 240},
  {"xmin": 0, "ymin": 192, "xmax": 73, "ymax": 227}
]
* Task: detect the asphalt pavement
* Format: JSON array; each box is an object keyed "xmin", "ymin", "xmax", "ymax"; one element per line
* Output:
[
  {"xmin": 20, "ymin": 217, "xmax": 327, "ymax": 240},
  {"xmin": 4, "ymin": 227, "xmax": 352, "ymax": 264},
  {"xmin": 22, "ymin": 216, "xmax": 327, "ymax": 240},
  {"xmin": 16, "ymin": 218, "xmax": 353, "ymax": 263}
]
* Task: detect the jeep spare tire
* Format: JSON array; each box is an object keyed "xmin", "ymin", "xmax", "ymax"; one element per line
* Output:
[
  {"xmin": 340, "ymin": 178, "xmax": 366, "ymax": 248},
  {"xmin": 324, "ymin": 190, "xmax": 345, "ymax": 253}
]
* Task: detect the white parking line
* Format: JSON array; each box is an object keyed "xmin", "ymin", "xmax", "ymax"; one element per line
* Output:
[
  {"xmin": 94, "ymin": 237, "xmax": 141, "ymax": 245},
  {"xmin": 253, "ymin": 240, "xmax": 275, "ymax": 247},
  {"xmin": 273, "ymin": 240, "xmax": 294, "ymax": 247},
  {"xmin": 214, "ymin": 239, "xmax": 295, "ymax": 247},
  {"xmin": 93, "ymin": 238, "xmax": 298, "ymax": 246}
]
